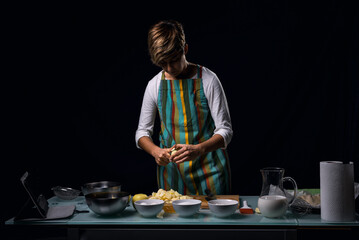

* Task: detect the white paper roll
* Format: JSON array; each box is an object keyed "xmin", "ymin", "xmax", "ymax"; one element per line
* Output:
[{"xmin": 320, "ymin": 161, "xmax": 355, "ymax": 221}]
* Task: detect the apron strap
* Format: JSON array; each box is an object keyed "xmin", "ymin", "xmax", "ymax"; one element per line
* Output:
[{"xmin": 197, "ymin": 65, "xmax": 202, "ymax": 78}]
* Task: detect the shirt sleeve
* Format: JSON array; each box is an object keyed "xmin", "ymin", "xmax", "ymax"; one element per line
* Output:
[
  {"xmin": 203, "ymin": 71, "xmax": 233, "ymax": 149},
  {"xmin": 135, "ymin": 78, "xmax": 158, "ymax": 149}
]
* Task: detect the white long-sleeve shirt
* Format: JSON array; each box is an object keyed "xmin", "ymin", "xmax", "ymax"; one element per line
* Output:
[{"xmin": 135, "ymin": 66, "xmax": 233, "ymax": 149}]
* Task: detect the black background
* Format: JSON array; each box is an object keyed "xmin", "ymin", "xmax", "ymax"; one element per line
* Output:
[{"xmin": 4, "ymin": 0, "xmax": 359, "ymax": 227}]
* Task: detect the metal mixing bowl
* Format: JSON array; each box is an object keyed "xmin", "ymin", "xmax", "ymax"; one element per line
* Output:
[
  {"xmin": 85, "ymin": 191, "xmax": 130, "ymax": 216},
  {"xmin": 82, "ymin": 181, "xmax": 121, "ymax": 195}
]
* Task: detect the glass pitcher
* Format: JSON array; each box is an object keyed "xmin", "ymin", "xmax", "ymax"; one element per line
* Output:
[{"xmin": 257, "ymin": 167, "xmax": 298, "ymax": 218}]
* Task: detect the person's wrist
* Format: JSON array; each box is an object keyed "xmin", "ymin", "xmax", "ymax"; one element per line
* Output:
[
  {"xmin": 196, "ymin": 144, "xmax": 206, "ymax": 156},
  {"xmin": 150, "ymin": 146, "xmax": 161, "ymax": 158}
]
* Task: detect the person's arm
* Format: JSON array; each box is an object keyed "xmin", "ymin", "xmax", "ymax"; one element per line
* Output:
[
  {"xmin": 205, "ymin": 72, "xmax": 233, "ymax": 149},
  {"xmin": 138, "ymin": 136, "xmax": 171, "ymax": 166},
  {"xmin": 135, "ymin": 77, "xmax": 158, "ymax": 148},
  {"xmin": 198, "ymin": 134, "xmax": 225, "ymax": 153},
  {"xmin": 135, "ymin": 76, "xmax": 171, "ymax": 166}
]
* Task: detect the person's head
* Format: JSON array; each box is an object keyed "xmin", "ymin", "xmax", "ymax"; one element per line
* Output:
[{"xmin": 148, "ymin": 20, "xmax": 188, "ymax": 77}]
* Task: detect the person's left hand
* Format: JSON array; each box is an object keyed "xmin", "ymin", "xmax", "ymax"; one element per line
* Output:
[{"xmin": 169, "ymin": 144, "xmax": 203, "ymax": 163}]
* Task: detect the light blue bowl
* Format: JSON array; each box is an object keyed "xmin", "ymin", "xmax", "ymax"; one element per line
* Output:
[
  {"xmin": 134, "ymin": 199, "xmax": 164, "ymax": 217},
  {"xmin": 208, "ymin": 199, "xmax": 238, "ymax": 217},
  {"xmin": 172, "ymin": 199, "xmax": 202, "ymax": 217}
]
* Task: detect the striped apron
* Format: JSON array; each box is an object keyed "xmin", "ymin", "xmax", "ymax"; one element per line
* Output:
[{"xmin": 157, "ymin": 65, "xmax": 231, "ymax": 195}]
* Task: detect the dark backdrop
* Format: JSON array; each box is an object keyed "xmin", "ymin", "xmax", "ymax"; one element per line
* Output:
[{"xmin": 4, "ymin": 0, "xmax": 359, "ymax": 224}]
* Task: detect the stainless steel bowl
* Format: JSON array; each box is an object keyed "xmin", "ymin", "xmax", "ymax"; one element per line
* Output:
[
  {"xmin": 85, "ymin": 191, "xmax": 130, "ymax": 216},
  {"xmin": 82, "ymin": 181, "xmax": 121, "ymax": 196}
]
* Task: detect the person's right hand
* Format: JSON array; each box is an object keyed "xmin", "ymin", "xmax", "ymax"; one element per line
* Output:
[{"xmin": 152, "ymin": 147, "xmax": 171, "ymax": 166}]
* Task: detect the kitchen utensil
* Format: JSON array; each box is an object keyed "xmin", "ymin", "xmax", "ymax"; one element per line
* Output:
[
  {"xmin": 134, "ymin": 199, "xmax": 164, "ymax": 217},
  {"xmin": 258, "ymin": 167, "xmax": 298, "ymax": 218},
  {"xmin": 290, "ymin": 197, "xmax": 313, "ymax": 215},
  {"xmin": 82, "ymin": 181, "xmax": 121, "ymax": 196},
  {"xmin": 172, "ymin": 199, "xmax": 202, "ymax": 217},
  {"xmin": 239, "ymin": 200, "xmax": 254, "ymax": 214},
  {"xmin": 85, "ymin": 191, "xmax": 129, "ymax": 216},
  {"xmin": 208, "ymin": 199, "xmax": 238, "ymax": 217},
  {"xmin": 52, "ymin": 186, "xmax": 81, "ymax": 200},
  {"xmin": 289, "ymin": 189, "xmax": 320, "ymax": 215}
]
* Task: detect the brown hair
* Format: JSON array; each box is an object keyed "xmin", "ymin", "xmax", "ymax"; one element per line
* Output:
[{"xmin": 148, "ymin": 20, "xmax": 186, "ymax": 66}]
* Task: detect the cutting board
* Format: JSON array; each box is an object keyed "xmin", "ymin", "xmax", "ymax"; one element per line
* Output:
[{"xmin": 189, "ymin": 195, "xmax": 240, "ymax": 209}]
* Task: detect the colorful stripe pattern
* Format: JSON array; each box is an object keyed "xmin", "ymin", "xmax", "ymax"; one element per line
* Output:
[{"xmin": 157, "ymin": 65, "xmax": 231, "ymax": 195}]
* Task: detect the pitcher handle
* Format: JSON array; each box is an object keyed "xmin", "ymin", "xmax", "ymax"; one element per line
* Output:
[{"xmin": 283, "ymin": 176, "xmax": 298, "ymax": 204}]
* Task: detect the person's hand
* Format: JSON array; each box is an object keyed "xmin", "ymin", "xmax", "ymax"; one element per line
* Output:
[
  {"xmin": 152, "ymin": 147, "xmax": 171, "ymax": 166},
  {"xmin": 169, "ymin": 144, "xmax": 204, "ymax": 163}
]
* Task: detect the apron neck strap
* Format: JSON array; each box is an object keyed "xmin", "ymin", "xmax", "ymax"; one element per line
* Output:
[
  {"xmin": 161, "ymin": 71, "xmax": 166, "ymax": 80},
  {"xmin": 197, "ymin": 65, "xmax": 202, "ymax": 78}
]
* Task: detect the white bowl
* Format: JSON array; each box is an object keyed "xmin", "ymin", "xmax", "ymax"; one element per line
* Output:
[
  {"xmin": 208, "ymin": 199, "xmax": 238, "ymax": 217},
  {"xmin": 172, "ymin": 199, "xmax": 202, "ymax": 217},
  {"xmin": 134, "ymin": 199, "xmax": 164, "ymax": 217}
]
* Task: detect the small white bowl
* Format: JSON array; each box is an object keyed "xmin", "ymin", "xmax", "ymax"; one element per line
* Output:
[
  {"xmin": 172, "ymin": 199, "xmax": 202, "ymax": 217},
  {"xmin": 134, "ymin": 199, "xmax": 164, "ymax": 217},
  {"xmin": 208, "ymin": 199, "xmax": 238, "ymax": 217}
]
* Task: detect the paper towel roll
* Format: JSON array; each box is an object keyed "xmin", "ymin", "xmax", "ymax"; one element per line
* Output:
[{"xmin": 320, "ymin": 161, "xmax": 355, "ymax": 221}]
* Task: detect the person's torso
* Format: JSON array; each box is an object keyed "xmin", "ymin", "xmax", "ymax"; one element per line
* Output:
[{"xmin": 157, "ymin": 65, "xmax": 215, "ymax": 147}]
